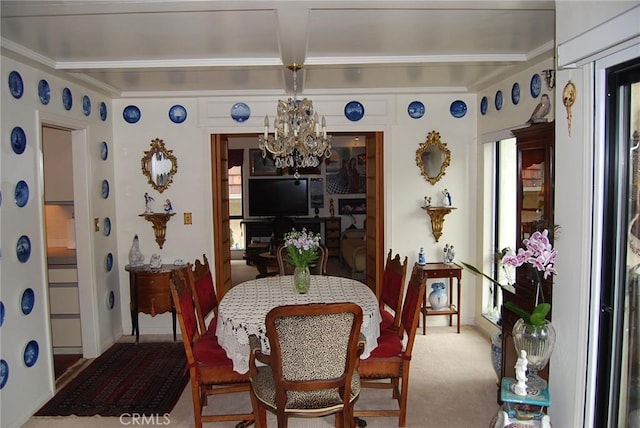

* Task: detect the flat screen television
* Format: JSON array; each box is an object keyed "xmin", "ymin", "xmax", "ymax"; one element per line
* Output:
[{"xmin": 248, "ymin": 178, "xmax": 309, "ymax": 217}]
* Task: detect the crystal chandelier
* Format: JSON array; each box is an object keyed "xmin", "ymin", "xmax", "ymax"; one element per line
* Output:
[{"xmin": 258, "ymin": 64, "xmax": 332, "ymax": 178}]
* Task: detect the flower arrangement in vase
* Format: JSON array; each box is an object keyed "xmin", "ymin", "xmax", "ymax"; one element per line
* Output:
[
  {"xmin": 283, "ymin": 228, "xmax": 320, "ymax": 293},
  {"xmin": 462, "ymin": 228, "xmax": 557, "ymax": 390}
]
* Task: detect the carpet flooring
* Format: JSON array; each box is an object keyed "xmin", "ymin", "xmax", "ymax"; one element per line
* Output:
[{"xmin": 35, "ymin": 342, "xmax": 189, "ymax": 417}]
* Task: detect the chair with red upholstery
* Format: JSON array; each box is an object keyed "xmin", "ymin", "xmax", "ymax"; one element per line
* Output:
[
  {"xmin": 379, "ymin": 249, "xmax": 408, "ymax": 331},
  {"xmin": 170, "ymin": 268, "xmax": 253, "ymax": 428},
  {"xmin": 189, "ymin": 254, "xmax": 218, "ymax": 335},
  {"xmin": 354, "ymin": 263, "xmax": 426, "ymax": 427}
]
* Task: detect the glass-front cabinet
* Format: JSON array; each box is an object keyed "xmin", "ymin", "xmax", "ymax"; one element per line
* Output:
[{"xmin": 500, "ymin": 121, "xmax": 555, "ymax": 391}]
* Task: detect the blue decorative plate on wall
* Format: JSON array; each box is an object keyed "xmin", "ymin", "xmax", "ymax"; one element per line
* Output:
[
  {"xmin": 11, "ymin": 126, "xmax": 27, "ymax": 155},
  {"xmin": 103, "ymin": 217, "xmax": 111, "ymax": 236},
  {"xmin": 16, "ymin": 235, "xmax": 31, "ymax": 263},
  {"xmin": 21, "ymin": 288, "xmax": 35, "ymax": 315},
  {"xmin": 123, "ymin": 105, "xmax": 141, "ymax": 123},
  {"xmin": 82, "ymin": 95, "xmax": 91, "ymax": 116},
  {"xmin": 62, "ymin": 87, "xmax": 73, "ymax": 111},
  {"xmin": 495, "ymin": 90, "xmax": 503, "ymax": 111},
  {"xmin": 511, "ymin": 82, "xmax": 520, "ymax": 105},
  {"xmin": 407, "ymin": 101, "xmax": 425, "ymax": 119},
  {"xmin": 100, "ymin": 141, "xmax": 108, "ymax": 160},
  {"xmin": 0, "ymin": 359, "xmax": 8, "ymax": 389},
  {"xmin": 169, "ymin": 104, "xmax": 188, "ymax": 123},
  {"xmin": 23, "ymin": 340, "xmax": 39, "ymax": 367},
  {"xmin": 0, "ymin": 301, "xmax": 5, "ymax": 327},
  {"xmin": 38, "ymin": 80, "xmax": 51, "ymax": 105},
  {"xmin": 344, "ymin": 101, "xmax": 365, "ymax": 121},
  {"xmin": 106, "ymin": 290, "xmax": 115, "ymax": 310},
  {"xmin": 14, "ymin": 180, "xmax": 29, "ymax": 208},
  {"xmin": 230, "ymin": 102, "xmax": 250, "ymax": 122},
  {"xmin": 105, "ymin": 253, "xmax": 113, "ymax": 272},
  {"xmin": 449, "ymin": 100, "xmax": 467, "ymax": 118},
  {"xmin": 100, "ymin": 102, "xmax": 108, "ymax": 121},
  {"xmin": 8, "ymin": 71, "xmax": 23, "ymax": 99},
  {"xmin": 101, "ymin": 179, "xmax": 109, "ymax": 199},
  {"xmin": 480, "ymin": 96, "xmax": 488, "ymax": 115},
  {"xmin": 530, "ymin": 74, "xmax": 541, "ymax": 98}
]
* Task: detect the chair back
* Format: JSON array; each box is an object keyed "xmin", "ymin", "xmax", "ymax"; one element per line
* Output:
[
  {"xmin": 380, "ymin": 249, "xmax": 408, "ymax": 322},
  {"xmin": 265, "ymin": 303, "xmax": 363, "ymax": 409},
  {"xmin": 189, "ymin": 254, "xmax": 218, "ymax": 333},
  {"xmin": 276, "ymin": 244, "xmax": 328, "ymax": 275},
  {"xmin": 271, "ymin": 216, "xmax": 295, "ymax": 247},
  {"xmin": 399, "ymin": 264, "xmax": 427, "ymax": 358},
  {"xmin": 170, "ymin": 267, "xmax": 200, "ymax": 351}
]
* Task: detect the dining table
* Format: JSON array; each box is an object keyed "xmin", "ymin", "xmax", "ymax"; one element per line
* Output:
[{"xmin": 215, "ymin": 275, "xmax": 382, "ymax": 374}]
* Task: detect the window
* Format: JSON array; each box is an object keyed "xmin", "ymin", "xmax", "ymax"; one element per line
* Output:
[{"xmin": 229, "ymin": 153, "xmax": 244, "ymax": 250}]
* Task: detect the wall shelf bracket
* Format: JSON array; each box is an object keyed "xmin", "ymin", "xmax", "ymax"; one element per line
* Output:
[
  {"xmin": 421, "ymin": 206, "xmax": 456, "ymax": 242},
  {"xmin": 139, "ymin": 213, "xmax": 175, "ymax": 249}
]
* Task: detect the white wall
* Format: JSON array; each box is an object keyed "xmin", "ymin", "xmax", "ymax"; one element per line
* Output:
[{"xmin": 1, "ymin": 56, "xmax": 119, "ymax": 427}]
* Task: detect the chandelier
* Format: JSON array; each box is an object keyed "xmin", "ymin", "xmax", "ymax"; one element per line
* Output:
[{"xmin": 258, "ymin": 64, "xmax": 332, "ymax": 178}]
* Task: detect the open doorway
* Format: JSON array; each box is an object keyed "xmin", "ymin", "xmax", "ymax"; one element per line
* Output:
[{"xmin": 210, "ymin": 132, "xmax": 385, "ymax": 298}]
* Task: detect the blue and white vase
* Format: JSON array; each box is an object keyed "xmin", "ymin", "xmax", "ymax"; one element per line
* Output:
[
  {"xmin": 418, "ymin": 248, "xmax": 426, "ymax": 265},
  {"xmin": 428, "ymin": 282, "xmax": 448, "ymax": 310}
]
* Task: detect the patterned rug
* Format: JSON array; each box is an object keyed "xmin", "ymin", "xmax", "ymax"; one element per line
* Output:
[{"xmin": 35, "ymin": 342, "xmax": 189, "ymax": 416}]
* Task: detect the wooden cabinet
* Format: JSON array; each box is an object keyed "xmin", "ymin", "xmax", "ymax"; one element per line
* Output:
[
  {"xmin": 500, "ymin": 122, "xmax": 554, "ymax": 389},
  {"xmin": 325, "ymin": 218, "xmax": 341, "ymax": 257},
  {"xmin": 125, "ymin": 264, "xmax": 188, "ymax": 343}
]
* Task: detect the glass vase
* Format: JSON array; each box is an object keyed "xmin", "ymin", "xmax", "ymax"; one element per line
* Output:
[
  {"xmin": 293, "ymin": 265, "xmax": 310, "ymax": 294},
  {"xmin": 512, "ymin": 318, "xmax": 556, "ymax": 391}
]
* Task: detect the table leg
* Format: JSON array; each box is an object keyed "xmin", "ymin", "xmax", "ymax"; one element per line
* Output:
[
  {"xmin": 448, "ymin": 277, "xmax": 453, "ymax": 327},
  {"xmin": 422, "ymin": 291, "xmax": 427, "ymax": 335},
  {"xmin": 132, "ymin": 310, "xmax": 140, "ymax": 343},
  {"xmin": 172, "ymin": 308, "xmax": 177, "ymax": 342},
  {"xmin": 456, "ymin": 275, "xmax": 461, "ymax": 333}
]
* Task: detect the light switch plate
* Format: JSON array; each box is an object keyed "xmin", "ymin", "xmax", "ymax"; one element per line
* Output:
[
  {"xmin": 184, "ymin": 212, "xmax": 192, "ymax": 225},
  {"xmin": 94, "ymin": 218, "xmax": 100, "ymax": 231}
]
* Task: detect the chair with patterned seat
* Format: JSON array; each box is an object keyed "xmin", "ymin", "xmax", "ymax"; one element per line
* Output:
[
  {"xmin": 189, "ymin": 254, "xmax": 218, "ymax": 335},
  {"xmin": 170, "ymin": 268, "xmax": 253, "ymax": 428},
  {"xmin": 248, "ymin": 302, "xmax": 365, "ymax": 428},
  {"xmin": 379, "ymin": 249, "xmax": 408, "ymax": 331},
  {"xmin": 354, "ymin": 263, "xmax": 426, "ymax": 427}
]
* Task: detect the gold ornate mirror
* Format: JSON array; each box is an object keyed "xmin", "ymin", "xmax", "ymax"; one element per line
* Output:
[
  {"xmin": 141, "ymin": 138, "xmax": 177, "ymax": 193},
  {"xmin": 415, "ymin": 130, "xmax": 451, "ymax": 185}
]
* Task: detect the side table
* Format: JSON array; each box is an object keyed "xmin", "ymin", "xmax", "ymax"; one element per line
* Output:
[
  {"xmin": 417, "ymin": 262, "xmax": 462, "ymax": 334},
  {"xmin": 125, "ymin": 263, "xmax": 188, "ymax": 343},
  {"xmin": 492, "ymin": 377, "xmax": 551, "ymax": 428}
]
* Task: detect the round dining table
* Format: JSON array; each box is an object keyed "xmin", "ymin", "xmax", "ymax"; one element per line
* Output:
[{"xmin": 216, "ymin": 275, "xmax": 382, "ymax": 374}]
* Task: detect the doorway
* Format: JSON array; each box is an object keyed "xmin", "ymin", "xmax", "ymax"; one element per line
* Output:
[{"xmin": 210, "ymin": 132, "xmax": 385, "ymax": 298}]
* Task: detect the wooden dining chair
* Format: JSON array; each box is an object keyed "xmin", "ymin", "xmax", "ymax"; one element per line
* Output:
[
  {"xmin": 379, "ymin": 249, "xmax": 408, "ymax": 331},
  {"xmin": 188, "ymin": 254, "xmax": 218, "ymax": 335},
  {"xmin": 170, "ymin": 269, "xmax": 253, "ymax": 428},
  {"xmin": 248, "ymin": 302, "xmax": 365, "ymax": 428},
  {"xmin": 354, "ymin": 263, "xmax": 426, "ymax": 427},
  {"xmin": 276, "ymin": 243, "xmax": 329, "ymax": 275}
]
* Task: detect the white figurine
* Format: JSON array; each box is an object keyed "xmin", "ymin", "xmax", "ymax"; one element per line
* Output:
[
  {"xmin": 424, "ymin": 196, "xmax": 432, "ymax": 207},
  {"xmin": 144, "ymin": 192, "xmax": 155, "ymax": 213},
  {"xmin": 446, "ymin": 245, "xmax": 455, "ymax": 264},
  {"xmin": 128, "ymin": 234, "xmax": 145, "ymax": 266},
  {"xmin": 443, "ymin": 244, "xmax": 450, "ymax": 263},
  {"xmin": 149, "ymin": 253, "xmax": 162, "ymax": 269},
  {"xmin": 442, "ymin": 189, "xmax": 452, "ymax": 206},
  {"xmin": 514, "ymin": 349, "xmax": 528, "ymax": 396},
  {"xmin": 163, "ymin": 199, "xmax": 173, "ymax": 213}
]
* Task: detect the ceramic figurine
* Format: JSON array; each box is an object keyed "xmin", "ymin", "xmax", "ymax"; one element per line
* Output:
[
  {"xmin": 329, "ymin": 198, "xmax": 335, "ymax": 217},
  {"xmin": 164, "ymin": 199, "xmax": 173, "ymax": 213},
  {"xmin": 418, "ymin": 247, "xmax": 426, "ymax": 265},
  {"xmin": 442, "ymin": 189, "xmax": 452, "ymax": 206},
  {"xmin": 424, "ymin": 196, "xmax": 431, "ymax": 207},
  {"xmin": 128, "ymin": 234, "xmax": 145, "ymax": 266},
  {"xmin": 446, "ymin": 245, "xmax": 455, "ymax": 264},
  {"xmin": 514, "ymin": 350, "xmax": 528, "ymax": 396},
  {"xmin": 443, "ymin": 244, "xmax": 449, "ymax": 263},
  {"xmin": 144, "ymin": 192, "xmax": 155, "ymax": 213},
  {"xmin": 149, "ymin": 253, "xmax": 162, "ymax": 269}
]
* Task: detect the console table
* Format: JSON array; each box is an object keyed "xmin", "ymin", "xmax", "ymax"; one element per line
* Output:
[
  {"xmin": 417, "ymin": 262, "xmax": 462, "ymax": 334},
  {"xmin": 125, "ymin": 263, "xmax": 188, "ymax": 343}
]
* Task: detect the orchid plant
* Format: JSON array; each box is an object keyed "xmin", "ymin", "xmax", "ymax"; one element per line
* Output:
[
  {"xmin": 461, "ymin": 229, "xmax": 557, "ymax": 326},
  {"xmin": 283, "ymin": 228, "xmax": 320, "ymax": 269}
]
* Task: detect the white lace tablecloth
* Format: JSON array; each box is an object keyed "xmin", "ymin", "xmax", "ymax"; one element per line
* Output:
[{"xmin": 216, "ymin": 275, "xmax": 382, "ymax": 374}]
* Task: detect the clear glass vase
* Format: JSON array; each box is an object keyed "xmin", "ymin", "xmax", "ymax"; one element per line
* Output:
[
  {"xmin": 293, "ymin": 265, "xmax": 310, "ymax": 294},
  {"xmin": 512, "ymin": 318, "xmax": 556, "ymax": 391}
]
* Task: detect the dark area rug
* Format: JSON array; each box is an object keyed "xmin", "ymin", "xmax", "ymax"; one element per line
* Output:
[{"xmin": 36, "ymin": 342, "xmax": 189, "ymax": 416}]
